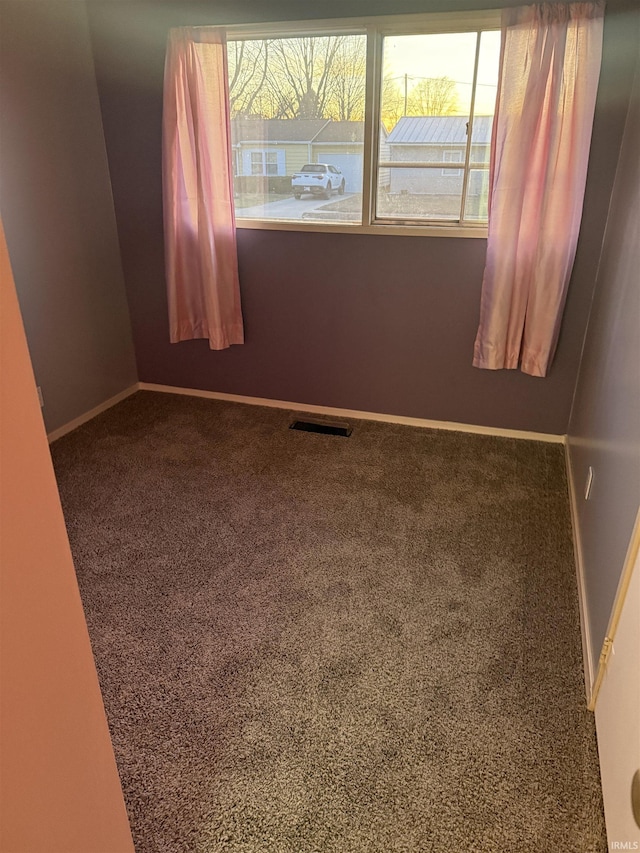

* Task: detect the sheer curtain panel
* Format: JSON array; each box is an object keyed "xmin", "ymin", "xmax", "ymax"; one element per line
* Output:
[
  {"xmin": 473, "ymin": 2, "xmax": 604, "ymax": 377},
  {"xmin": 163, "ymin": 28, "xmax": 244, "ymax": 350}
]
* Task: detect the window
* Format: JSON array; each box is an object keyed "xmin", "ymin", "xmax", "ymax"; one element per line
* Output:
[
  {"xmin": 265, "ymin": 151, "xmax": 278, "ymax": 176},
  {"xmin": 228, "ymin": 33, "xmax": 366, "ymax": 225},
  {"xmin": 250, "ymin": 151, "xmax": 263, "ymax": 175},
  {"xmin": 377, "ymin": 29, "xmax": 499, "ymax": 224},
  {"xmin": 244, "ymin": 149, "xmax": 284, "ymax": 177},
  {"xmin": 226, "ymin": 11, "xmax": 500, "ymax": 234},
  {"xmin": 442, "ymin": 151, "xmax": 463, "ymax": 176}
]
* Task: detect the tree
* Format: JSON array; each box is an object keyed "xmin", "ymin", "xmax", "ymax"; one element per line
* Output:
[
  {"xmin": 380, "ymin": 76, "xmax": 405, "ymax": 131},
  {"xmin": 325, "ymin": 36, "xmax": 366, "ymax": 121},
  {"xmin": 380, "ymin": 74, "xmax": 460, "ymax": 131},
  {"xmin": 228, "ymin": 40, "xmax": 270, "ymax": 118},
  {"xmin": 228, "ymin": 35, "xmax": 366, "ymax": 121},
  {"xmin": 407, "ymin": 77, "xmax": 459, "ymax": 117},
  {"xmin": 228, "ymin": 39, "xmax": 459, "ymax": 126}
]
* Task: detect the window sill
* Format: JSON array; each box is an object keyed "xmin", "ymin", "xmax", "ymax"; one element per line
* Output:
[{"xmin": 235, "ymin": 219, "xmax": 488, "ymax": 239}]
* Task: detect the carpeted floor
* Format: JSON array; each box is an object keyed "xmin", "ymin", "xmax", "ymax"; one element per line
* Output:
[{"xmin": 51, "ymin": 391, "xmax": 606, "ymax": 853}]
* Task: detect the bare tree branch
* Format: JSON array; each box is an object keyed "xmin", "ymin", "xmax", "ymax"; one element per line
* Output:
[
  {"xmin": 408, "ymin": 77, "xmax": 459, "ymax": 117},
  {"xmin": 227, "ymin": 35, "xmax": 366, "ymax": 122}
]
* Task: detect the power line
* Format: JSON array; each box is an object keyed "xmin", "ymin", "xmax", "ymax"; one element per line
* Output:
[{"xmin": 386, "ymin": 74, "xmax": 496, "ymax": 87}]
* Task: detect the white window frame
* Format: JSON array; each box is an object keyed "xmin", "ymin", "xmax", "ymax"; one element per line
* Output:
[
  {"xmin": 224, "ymin": 10, "xmax": 500, "ymax": 238},
  {"xmin": 442, "ymin": 150, "xmax": 464, "ymax": 177},
  {"xmin": 250, "ymin": 150, "xmax": 265, "ymax": 176},
  {"xmin": 244, "ymin": 149, "xmax": 284, "ymax": 177},
  {"xmin": 265, "ymin": 151, "xmax": 279, "ymax": 176}
]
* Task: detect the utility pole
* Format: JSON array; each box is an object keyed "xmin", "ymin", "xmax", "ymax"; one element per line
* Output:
[{"xmin": 404, "ymin": 73, "xmax": 408, "ymax": 116}]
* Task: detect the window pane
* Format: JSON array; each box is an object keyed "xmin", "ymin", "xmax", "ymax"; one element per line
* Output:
[
  {"xmin": 228, "ymin": 35, "xmax": 366, "ymax": 224},
  {"xmin": 380, "ymin": 32, "xmax": 477, "ymax": 222},
  {"xmin": 250, "ymin": 152, "xmax": 263, "ymax": 175},
  {"xmin": 462, "ymin": 31, "xmax": 499, "ymax": 221},
  {"xmin": 380, "ymin": 31, "xmax": 476, "ymax": 131},
  {"xmin": 464, "ymin": 168, "xmax": 490, "ymax": 221},
  {"xmin": 265, "ymin": 151, "xmax": 277, "ymax": 176},
  {"xmin": 377, "ymin": 168, "xmax": 463, "ymax": 221},
  {"xmin": 442, "ymin": 150, "xmax": 463, "ymax": 176},
  {"xmin": 470, "ymin": 31, "xmax": 500, "ymax": 165}
]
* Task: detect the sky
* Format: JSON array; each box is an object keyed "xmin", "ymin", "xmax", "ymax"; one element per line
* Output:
[{"xmin": 383, "ymin": 30, "xmax": 501, "ymax": 116}]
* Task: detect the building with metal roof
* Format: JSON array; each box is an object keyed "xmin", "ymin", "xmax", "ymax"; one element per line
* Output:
[{"xmin": 386, "ymin": 115, "xmax": 493, "ymax": 146}]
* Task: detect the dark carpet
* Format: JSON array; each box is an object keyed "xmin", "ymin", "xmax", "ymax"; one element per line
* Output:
[{"xmin": 51, "ymin": 391, "xmax": 606, "ymax": 853}]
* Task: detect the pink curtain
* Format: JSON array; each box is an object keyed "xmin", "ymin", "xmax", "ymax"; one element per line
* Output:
[
  {"xmin": 163, "ymin": 28, "xmax": 244, "ymax": 350},
  {"xmin": 473, "ymin": 2, "xmax": 604, "ymax": 377}
]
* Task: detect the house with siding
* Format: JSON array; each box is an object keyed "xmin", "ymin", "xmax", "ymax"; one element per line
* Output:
[
  {"xmin": 386, "ymin": 115, "xmax": 492, "ymax": 199},
  {"xmin": 231, "ymin": 118, "xmax": 389, "ymax": 193}
]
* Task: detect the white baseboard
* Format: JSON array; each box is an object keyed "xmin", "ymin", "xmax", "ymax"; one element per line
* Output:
[
  {"xmin": 565, "ymin": 440, "xmax": 595, "ymax": 705},
  {"xmin": 45, "ymin": 381, "xmax": 567, "ymax": 445},
  {"xmin": 47, "ymin": 384, "xmax": 139, "ymax": 444},
  {"xmin": 137, "ymin": 382, "xmax": 565, "ymax": 443}
]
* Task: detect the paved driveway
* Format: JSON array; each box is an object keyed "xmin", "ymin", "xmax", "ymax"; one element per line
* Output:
[{"xmin": 236, "ymin": 193, "xmax": 355, "ymax": 221}]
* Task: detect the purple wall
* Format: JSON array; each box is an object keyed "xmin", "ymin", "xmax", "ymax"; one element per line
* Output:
[
  {"xmin": 87, "ymin": 0, "xmax": 639, "ymax": 434},
  {"xmin": 567, "ymin": 44, "xmax": 640, "ymax": 673},
  {"xmin": 0, "ymin": 2, "xmax": 137, "ymax": 433}
]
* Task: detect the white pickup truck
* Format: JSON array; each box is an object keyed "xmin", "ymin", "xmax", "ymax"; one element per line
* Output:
[{"xmin": 291, "ymin": 164, "xmax": 346, "ymax": 200}]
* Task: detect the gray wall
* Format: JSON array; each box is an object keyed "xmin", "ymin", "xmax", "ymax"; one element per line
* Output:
[
  {"xmin": 86, "ymin": 0, "xmax": 638, "ymax": 435},
  {"xmin": 567, "ymin": 48, "xmax": 640, "ymax": 673},
  {"xmin": 0, "ymin": 2, "xmax": 137, "ymax": 434}
]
